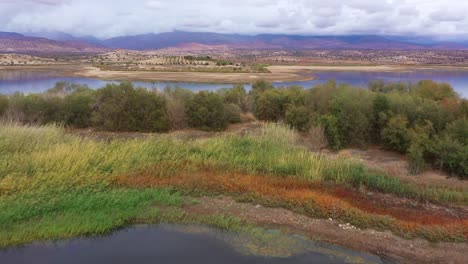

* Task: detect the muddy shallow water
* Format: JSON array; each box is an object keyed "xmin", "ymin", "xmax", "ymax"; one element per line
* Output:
[{"xmin": 0, "ymin": 224, "xmax": 382, "ymax": 264}]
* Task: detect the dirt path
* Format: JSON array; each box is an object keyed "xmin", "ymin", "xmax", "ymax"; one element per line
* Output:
[{"xmin": 186, "ymin": 196, "xmax": 468, "ymax": 264}]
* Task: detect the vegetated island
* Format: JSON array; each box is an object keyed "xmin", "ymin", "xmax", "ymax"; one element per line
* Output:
[{"xmin": 0, "ymin": 79, "xmax": 467, "ymax": 263}]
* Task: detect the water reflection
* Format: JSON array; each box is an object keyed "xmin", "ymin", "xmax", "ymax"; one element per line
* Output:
[{"xmin": 0, "ymin": 224, "xmax": 382, "ymax": 264}]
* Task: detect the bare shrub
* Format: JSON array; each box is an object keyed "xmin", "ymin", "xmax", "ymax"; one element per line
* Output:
[
  {"xmin": 307, "ymin": 126, "xmax": 328, "ymax": 151},
  {"xmin": 240, "ymin": 112, "xmax": 257, "ymax": 123},
  {"xmin": 166, "ymin": 98, "xmax": 188, "ymax": 129}
]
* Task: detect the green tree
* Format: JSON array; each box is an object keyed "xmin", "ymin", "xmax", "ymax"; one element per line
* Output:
[
  {"xmin": 224, "ymin": 103, "xmax": 242, "ymax": 124},
  {"xmin": 255, "ymin": 89, "xmax": 286, "ymax": 121},
  {"xmin": 13, "ymin": 94, "xmax": 65, "ymax": 124},
  {"xmin": 381, "ymin": 115, "xmax": 411, "ymax": 152},
  {"xmin": 329, "ymin": 87, "xmax": 373, "ymax": 147},
  {"xmin": 445, "ymin": 119, "xmax": 468, "ymax": 145},
  {"xmin": 250, "ymin": 80, "xmax": 274, "ymax": 98},
  {"xmin": 372, "ymin": 94, "xmax": 390, "ymax": 141},
  {"xmin": 305, "ymin": 80, "xmax": 337, "ymax": 114},
  {"xmin": 219, "ymin": 84, "xmax": 249, "ymax": 112},
  {"xmin": 285, "ymin": 105, "xmax": 310, "ymax": 131},
  {"xmin": 186, "ymin": 91, "xmax": 228, "ymax": 131},
  {"xmin": 320, "ymin": 115, "xmax": 342, "ymax": 150},
  {"xmin": 63, "ymin": 89, "xmax": 94, "ymax": 128},
  {"xmin": 413, "ymin": 80, "xmax": 458, "ymax": 101},
  {"xmin": 459, "ymin": 99, "xmax": 468, "ymax": 118},
  {"xmin": 92, "ymin": 82, "xmax": 169, "ymax": 132},
  {"xmin": 429, "ymin": 135, "xmax": 468, "ymax": 178},
  {"xmin": 369, "ymin": 81, "xmax": 409, "ymax": 93}
]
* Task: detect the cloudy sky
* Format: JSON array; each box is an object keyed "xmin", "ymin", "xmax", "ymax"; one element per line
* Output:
[{"xmin": 0, "ymin": 0, "xmax": 467, "ymax": 39}]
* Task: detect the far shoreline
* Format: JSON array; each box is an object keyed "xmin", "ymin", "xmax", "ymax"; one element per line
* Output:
[{"xmin": 2, "ymin": 63, "xmax": 468, "ymax": 85}]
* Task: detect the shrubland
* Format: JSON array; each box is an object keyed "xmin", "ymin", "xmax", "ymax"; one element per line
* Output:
[{"xmin": 0, "ymin": 79, "xmax": 466, "ymax": 178}]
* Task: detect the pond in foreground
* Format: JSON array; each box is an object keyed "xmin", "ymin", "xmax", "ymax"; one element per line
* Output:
[{"xmin": 0, "ymin": 224, "xmax": 382, "ymax": 264}]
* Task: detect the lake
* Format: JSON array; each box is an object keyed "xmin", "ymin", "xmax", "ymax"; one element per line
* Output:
[
  {"xmin": 0, "ymin": 224, "xmax": 382, "ymax": 264},
  {"xmin": 1, "ymin": 68, "xmax": 467, "ymax": 97}
]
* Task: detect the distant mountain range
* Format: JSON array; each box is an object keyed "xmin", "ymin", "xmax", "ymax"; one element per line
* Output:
[
  {"xmin": 1, "ymin": 31, "xmax": 467, "ymax": 54},
  {"xmin": 101, "ymin": 32, "xmax": 468, "ymax": 51},
  {"xmin": 0, "ymin": 32, "xmax": 107, "ymax": 54}
]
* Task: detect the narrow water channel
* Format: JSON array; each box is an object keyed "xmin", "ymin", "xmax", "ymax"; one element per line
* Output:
[{"xmin": 0, "ymin": 224, "xmax": 383, "ymax": 264}]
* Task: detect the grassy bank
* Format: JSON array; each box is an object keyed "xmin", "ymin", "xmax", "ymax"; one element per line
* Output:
[{"xmin": 0, "ymin": 123, "xmax": 466, "ymax": 246}]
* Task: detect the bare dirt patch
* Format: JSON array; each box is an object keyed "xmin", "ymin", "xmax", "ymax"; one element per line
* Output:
[
  {"xmin": 69, "ymin": 65, "xmax": 314, "ymax": 83},
  {"xmin": 186, "ymin": 196, "xmax": 468, "ymax": 264}
]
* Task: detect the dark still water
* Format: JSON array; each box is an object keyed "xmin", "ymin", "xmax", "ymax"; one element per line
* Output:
[
  {"xmin": 0, "ymin": 224, "xmax": 382, "ymax": 264},
  {"xmin": 1, "ymin": 68, "xmax": 467, "ymax": 97}
]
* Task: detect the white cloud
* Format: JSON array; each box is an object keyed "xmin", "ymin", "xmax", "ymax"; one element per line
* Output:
[
  {"xmin": 145, "ymin": 0, "xmax": 163, "ymax": 10},
  {"xmin": 0, "ymin": 0, "xmax": 467, "ymax": 39},
  {"xmin": 430, "ymin": 9, "xmax": 465, "ymax": 22}
]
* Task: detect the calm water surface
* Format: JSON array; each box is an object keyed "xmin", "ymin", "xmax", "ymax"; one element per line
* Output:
[
  {"xmin": 0, "ymin": 224, "xmax": 382, "ymax": 264},
  {"xmin": 1, "ymin": 68, "xmax": 467, "ymax": 97}
]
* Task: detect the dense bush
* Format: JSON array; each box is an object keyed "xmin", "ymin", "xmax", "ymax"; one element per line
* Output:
[
  {"xmin": 430, "ymin": 135, "xmax": 468, "ymax": 178},
  {"xmin": 224, "ymin": 103, "xmax": 242, "ymax": 124},
  {"xmin": 92, "ymin": 82, "xmax": 169, "ymax": 132},
  {"xmin": 412, "ymin": 80, "xmax": 458, "ymax": 101},
  {"xmin": 329, "ymin": 87, "xmax": 373, "ymax": 147},
  {"xmin": 372, "ymin": 94, "xmax": 390, "ymax": 141},
  {"xmin": 285, "ymin": 105, "xmax": 310, "ymax": 131},
  {"xmin": 219, "ymin": 84, "xmax": 250, "ymax": 112},
  {"xmin": 0, "ymin": 95, "xmax": 8, "ymax": 117},
  {"xmin": 320, "ymin": 115, "xmax": 342, "ymax": 150},
  {"xmin": 185, "ymin": 91, "xmax": 228, "ymax": 131},
  {"xmin": 445, "ymin": 119, "xmax": 468, "ymax": 145},
  {"xmin": 381, "ymin": 115, "xmax": 411, "ymax": 152},
  {"xmin": 250, "ymin": 80, "xmax": 274, "ymax": 97},
  {"xmin": 63, "ymin": 89, "xmax": 94, "ymax": 128},
  {"xmin": 10, "ymin": 94, "xmax": 65, "ymax": 124},
  {"xmin": 255, "ymin": 89, "xmax": 286, "ymax": 121}
]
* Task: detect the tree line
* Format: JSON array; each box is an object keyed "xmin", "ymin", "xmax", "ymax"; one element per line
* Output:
[{"xmin": 0, "ymin": 79, "xmax": 466, "ymax": 178}]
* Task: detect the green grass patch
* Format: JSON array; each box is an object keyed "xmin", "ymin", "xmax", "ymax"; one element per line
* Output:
[{"xmin": 0, "ymin": 188, "xmax": 183, "ymax": 247}]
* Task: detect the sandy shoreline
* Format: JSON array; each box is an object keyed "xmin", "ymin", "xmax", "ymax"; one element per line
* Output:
[
  {"xmin": 69, "ymin": 65, "xmax": 315, "ymax": 83},
  {"xmin": 269, "ymin": 64, "xmax": 468, "ymax": 73},
  {"xmin": 2, "ymin": 64, "xmax": 468, "ymax": 84}
]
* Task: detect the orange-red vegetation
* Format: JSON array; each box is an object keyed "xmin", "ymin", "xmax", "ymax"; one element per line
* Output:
[{"xmin": 116, "ymin": 167, "xmax": 468, "ymax": 240}]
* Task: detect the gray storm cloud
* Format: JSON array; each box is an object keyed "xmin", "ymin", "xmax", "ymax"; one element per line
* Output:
[{"xmin": 0, "ymin": 0, "xmax": 467, "ymax": 39}]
